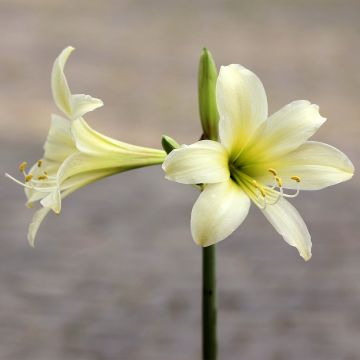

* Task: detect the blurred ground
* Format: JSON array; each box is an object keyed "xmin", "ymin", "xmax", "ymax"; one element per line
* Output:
[{"xmin": 1, "ymin": 0, "xmax": 360, "ymax": 359}]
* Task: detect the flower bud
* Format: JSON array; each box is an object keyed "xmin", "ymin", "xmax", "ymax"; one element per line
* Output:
[
  {"xmin": 198, "ymin": 48, "xmax": 219, "ymax": 141},
  {"xmin": 161, "ymin": 135, "xmax": 180, "ymax": 154}
]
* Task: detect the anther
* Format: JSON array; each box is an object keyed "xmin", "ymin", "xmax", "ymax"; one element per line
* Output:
[
  {"xmin": 252, "ymin": 180, "xmax": 266, "ymax": 197},
  {"xmin": 37, "ymin": 175, "xmax": 48, "ymax": 180},
  {"xmin": 275, "ymin": 176, "xmax": 283, "ymax": 188},
  {"xmin": 25, "ymin": 174, "xmax": 33, "ymax": 182},
  {"xmin": 268, "ymin": 168, "xmax": 277, "ymax": 176},
  {"xmin": 19, "ymin": 161, "xmax": 27, "ymax": 172},
  {"xmin": 291, "ymin": 175, "xmax": 301, "ymax": 183},
  {"xmin": 37, "ymin": 160, "xmax": 43, "ymax": 167}
]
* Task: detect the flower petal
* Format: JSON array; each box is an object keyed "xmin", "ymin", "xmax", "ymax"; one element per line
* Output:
[
  {"xmin": 28, "ymin": 183, "xmax": 85, "ymax": 246},
  {"xmin": 43, "ymin": 114, "xmax": 76, "ymax": 162},
  {"xmin": 243, "ymin": 101, "xmax": 326, "ymax": 162},
  {"xmin": 274, "ymin": 141, "xmax": 354, "ymax": 190},
  {"xmin": 261, "ymin": 197, "xmax": 312, "ymax": 261},
  {"xmin": 51, "ymin": 47, "xmax": 103, "ymax": 119},
  {"xmin": 191, "ymin": 179, "xmax": 250, "ymax": 246},
  {"xmin": 72, "ymin": 118, "xmax": 164, "ymax": 158},
  {"xmin": 162, "ymin": 140, "xmax": 230, "ymax": 184},
  {"xmin": 28, "ymin": 206, "xmax": 52, "ymax": 247},
  {"xmin": 40, "ymin": 189, "xmax": 61, "ymax": 214},
  {"xmin": 70, "ymin": 94, "xmax": 103, "ymax": 120},
  {"xmin": 51, "ymin": 46, "xmax": 74, "ymax": 117},
  {"xmin": 216, "ymin": 64, "xmax": 268, "ymax": 154}
]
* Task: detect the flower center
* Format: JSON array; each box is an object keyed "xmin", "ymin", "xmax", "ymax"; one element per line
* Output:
[
  {"xmin": 229, "ymin": 162, "xmax": 301, "ymax": 209},
  {"xmin": 5, "ymin": 160, "xmax": 58, "ymax": 193}
]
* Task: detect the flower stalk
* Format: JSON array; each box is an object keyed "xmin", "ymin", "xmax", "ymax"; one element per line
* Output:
[
  {"xmin": 198, "ymin": 48, "xmax": 218, "ymax": 360},
  {"xmin": 202, "ymin": 244, "xmax": 217, "ymax": 360}
]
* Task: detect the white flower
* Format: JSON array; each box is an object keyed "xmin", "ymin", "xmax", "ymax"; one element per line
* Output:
[
  {"xmin": 7, "ymin": 47, "xmax": 166, "ymax": 245},
  {"xmin": 163, "ymin": 64, "xmax": 354, "ymax": 261}
]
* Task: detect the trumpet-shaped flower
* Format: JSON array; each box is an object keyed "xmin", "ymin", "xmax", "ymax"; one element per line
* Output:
[
  {"xmin": 6, "ymin": 47, "xmax": 166, "ymax": 245},
  {"xmin": 163, "ymin": 64, "xmax": 354, "ymax": 261}
]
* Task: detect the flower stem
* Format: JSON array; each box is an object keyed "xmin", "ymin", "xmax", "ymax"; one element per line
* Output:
[
  {"xmin": 202, "ymin": 244, "xmax": 217, "ymax": 360},
  {"xmin": 198, "ymin": 47, "xmax": 219, "ymax": 359}
]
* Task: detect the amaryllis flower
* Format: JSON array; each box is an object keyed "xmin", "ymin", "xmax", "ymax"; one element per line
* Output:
[
  {"xmin": 163, "ymin": 64, "xmax": 354, "ymax": 260},
  {"xmin": 6, "ymin": 47, "xmax": 166, "ymax": 245}
]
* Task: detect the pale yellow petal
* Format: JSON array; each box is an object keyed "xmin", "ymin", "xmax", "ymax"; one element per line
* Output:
[
  {"xmin": 40, "ymin": 189, "xmax": 61, "ymax": 214},
  {"xmin": 162, "ymin": 140, "xmax": 230, "ymax": 184},
  {"xmin": 191, "ymin": 179, "xmax": 250, "ymax": 246},
  {"xmin": 43, "ymin": 114, "xmax": 76, "ymax": 162},
  {"xmin": 261, "ymin": 197, "xmax": 312, "ymax": 261},
  {"xmin": 277, "ymin": 142, "xmax": 353, "ymax": 190},
  {"xmin": 243, "ymin": 101, "xmax": 326, "ymax": 162},
  {"xmin": 252, "ymin": 141, "xmax": 354, "ymax": 190},
  {"xmin": 51, "ymin": 46, "xmax": 74, "ymax": 117},
  {"xmin": 28, "ymin": 207, "xmax": 52, "ymax": 247},
  {"xmin": 216, "ymin": 64, "xmax": 268, "ymax": 154},
  {"xmin": 51, "ymin": 47, "xmax": 103, "ymax": 120},
  {"xmin": 28, "ymin": 183, "xmax": 85, "ymax": 246},
  {"xmin": 72, "ymin": 118, "xmax": 165, "ymax": 163},
  {"xmin": 70, "ymin": 94, "xmax": 103, "ymax": 120}
]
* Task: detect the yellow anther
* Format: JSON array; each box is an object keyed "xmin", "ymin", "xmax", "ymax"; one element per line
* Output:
[
  {"xmin": 252, "ymin": 180, "xmax": 266, "ymax": 197},
  {"xmin": 275, "ymin": 176, "xmax": 283, "ymax": 188},
  {"xmin": 25, "ymin": 174, "xmax": 33, "ymax": 182},
  {"xmin": 268, "ymin": 168, "xmax": 277, "ymax": 176},
  {"xmin": 259, "ymin": 186, "xmax": 266, "ymax": 198},
  {"xmin": 37, "ymin": 175, "xmax": 48, "ymax": 180},
  {"xmin": 19, "ymin": 161, "xmax": 27, "ymax": 172},
  {"xmin": 291, "ymin": 175, "xmax": 301, "ymax": 183},
  {"xmin": 37, "ymin": 160, "xmax": 43, "ymax": 167},
  {"xmin": 43, "ymin": 171, "xmax": 48, "ymax": 176}
]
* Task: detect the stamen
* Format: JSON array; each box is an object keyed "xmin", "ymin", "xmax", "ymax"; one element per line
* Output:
[
  {"xmin": 252, "ymin": 180, "xmax": 266, "ymax": 198},
  {"xmin": 291, "ymin": 175, "xmax": 301, "ymax": 183},
  {"xmin": 5, "ymin": 173, "xmax": 58, "ymax": 192},
  {"xmin": 37, "ymin": 160, "xmax": 43, "ymax": 167},
  {"xmin": 275, "ymin": 176, "xmax": 283, "ymax": 188},
  {"xmin": 25, "ymin": 174, "xmax": 33, "ymax": 182},
  {"xmin": 19, "ymin": 161, "xmax": 27, "ymax": 172},
  {"xmin": 37, "ymin": 175, "xmax": 48, "ymax": 180},
  {"xmin": 254, "ymin": 188, "xmax": 267, "ymax": 209},
  {"xmin": 282, "ymin": 176, "xmax": 301, "ymax": 198},
  {"xmin": 266, "ymin": 190, "xmax": 282, "ymax": 206},
  {"xmin": 268, "ymin": 168, "xmax": 277, "ymax": 176}
]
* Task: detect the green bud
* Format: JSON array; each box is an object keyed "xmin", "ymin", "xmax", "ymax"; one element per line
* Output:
[
  {"xmin": 198, "ymin": 48, "xmax": 219, "ymax": 141},
  {"xmin": 161, "ymin": 135, "xmax": 180, "ymax": 154}
]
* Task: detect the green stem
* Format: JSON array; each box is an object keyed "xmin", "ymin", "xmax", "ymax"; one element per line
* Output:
[{"xmin": 202, "ymin": 244, "xmax": 217, "ymax": 360}]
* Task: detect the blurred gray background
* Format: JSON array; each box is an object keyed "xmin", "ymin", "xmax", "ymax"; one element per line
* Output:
[{"xmin": 1, "ymin": 0, "xmax": 359, "ymax": 359}]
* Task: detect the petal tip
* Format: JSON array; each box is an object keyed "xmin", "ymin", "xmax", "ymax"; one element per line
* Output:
[
  {"xmin": 302, "ymin": 251, "xmax": 312, "ymax": 262},
  {"xmin": 28, "ymin": 236, "xmax": 35, "ymax": 248},
  {"xmin": 193, "ymin": 234, "xmax": 213, "ymax": 247}
]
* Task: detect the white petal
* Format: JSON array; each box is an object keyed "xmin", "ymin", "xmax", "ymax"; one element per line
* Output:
[
  {"xmin": 244, "ymin": 101, "xmax": 326, "ymax": 162},
  {"xmin": 28, "ymin": 184, "xmax": 83, "ymax": 246},
  {"xmin": 40, "ymin": 189, "xmax": 61, "ymax": 214},
  {"xmin": 261, "ymin": 197, "xmax": 312, "ymax": 261},
  {"xmin": 51, "ymin": 47, "xmax": 103, "ymax": 120},
  {"xmin": 43, "ymin": 114, "xmax": 76, "ymax": 162},
  {"xmin": 70, "ymin": 94, "xmax": 103, "ymax": 120},
  {"xmin": 51, "ymin": 46, "xmax": 74, "ymax": 118},
  {"xmin": 162, "ymin": 140, "xmax": 230, "ymax": 184},
  {"xmin": 216, "ymin": 64, "xmax": 268, "ymax": 154},
  {"xmin": 273, "ymin": 141, "xmax": 354, "ymax": 190},
  {"xmin": 72, "ymin": 119, "xmax": 165, "ymax": 162},
  {"xmin": 28, "ymin": 207, "xmax": 52, "ymax": 247},
  {"xmin": 191, "ymin": 180, "xmax": 250, "ymax": 246}
]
